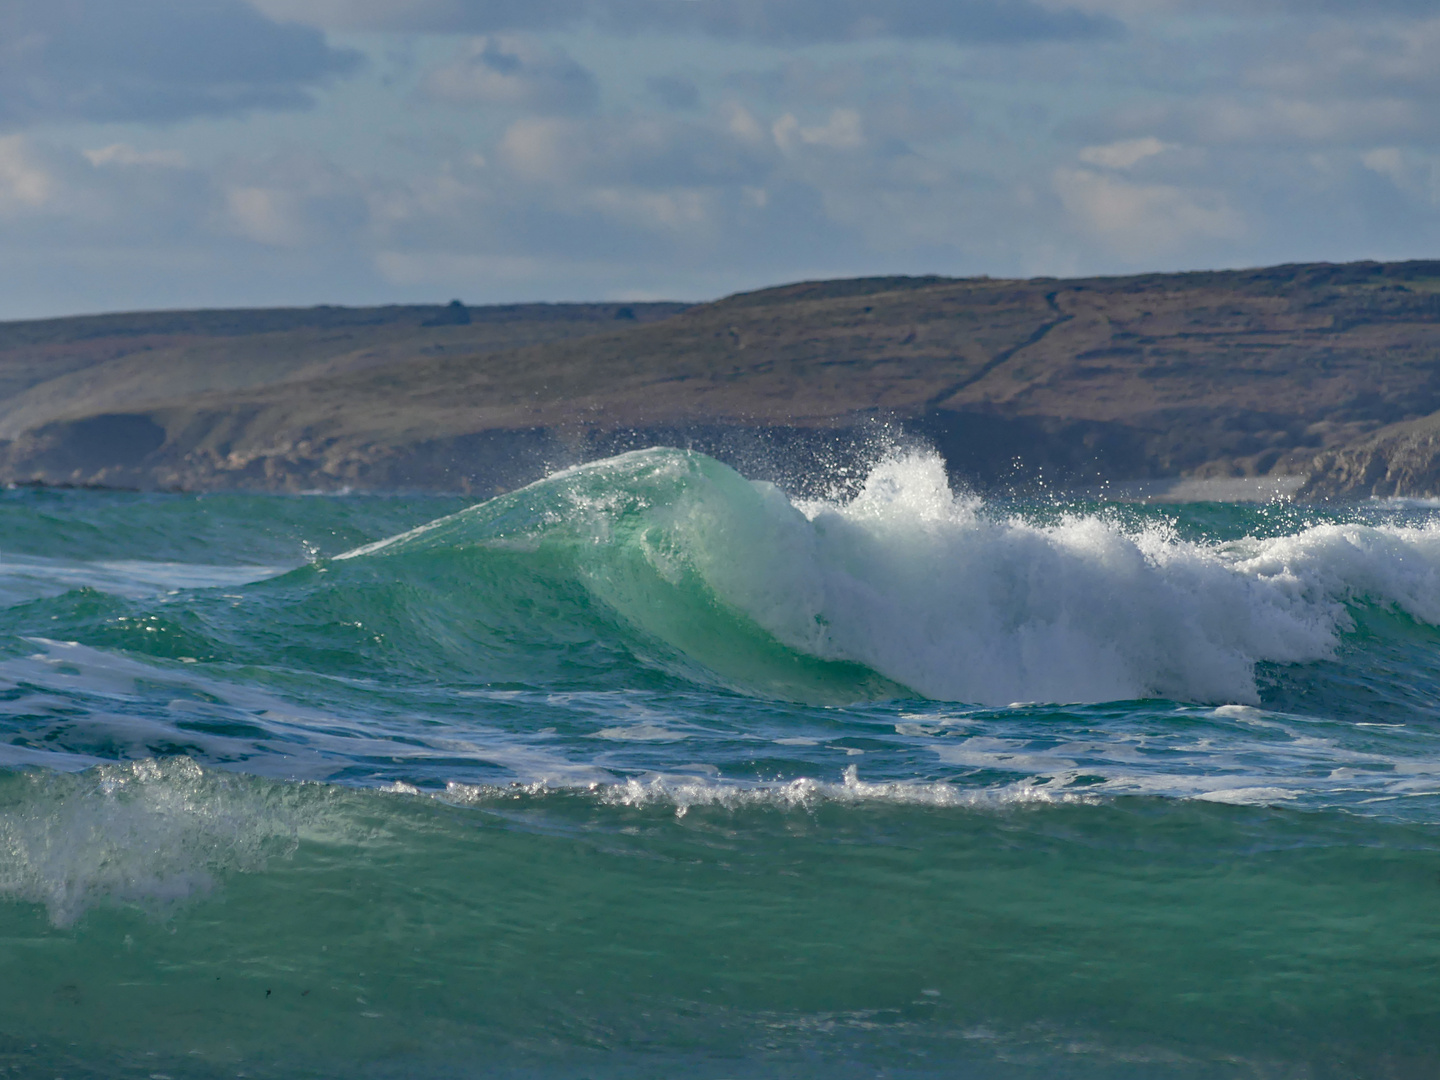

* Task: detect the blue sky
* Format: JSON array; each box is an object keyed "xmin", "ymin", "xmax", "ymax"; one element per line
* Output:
[{"xmin": 2, "ymin": 0, "xmax": 1439, "ymax": 317}]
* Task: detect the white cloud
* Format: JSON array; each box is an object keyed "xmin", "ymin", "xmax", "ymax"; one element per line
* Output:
[
  {"xmin": 84, "ymin": 145, "xmax": 189, "ymax": 169},
  {"xmin": 1078, "ymin": 136, "xmax": 1170, "ymax": 169},
  {"xmin": 422, "ymin": 35, "xmax": 598, "ymax": 113},
  {"xmin": 216, "ymin": 152, "xmax": 370, "ymax": 248},
  {"xmin": 773, "ymin": 109, "xmax": 865, "ymax": 153},
  {"xmin": 1053, "ymin": 166, "xmax": 1243, "ymax": 259},
  {"xmin": 0, "ymin": 136, "xmax": 54, "ymax": 213},
  {"xmin": 1358, "ymin": 147, "xmax": 1440, "ymax": 205},
  {"xmin": 725, "ymin": 104, "xmax": 768, "ymax": 144},
  {"xmin": 1361, "ymin": 147, "xmax": 1406, "ymax": 183},
  {"xmin": 585, "ymin": 186, "xmax": 716, "ymax": 232},
  {"xmin": 497, "ymin": 117, "xmax": 579, "ymax": 181},
  {"xmin": 224, "ymin": 187, "xmax": 305, "ymax": 247},
  {"xmin": 0, "ymin": 134, "xmax": 215, "ymax": 246}
]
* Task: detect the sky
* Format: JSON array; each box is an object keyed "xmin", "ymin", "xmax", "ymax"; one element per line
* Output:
[{"xmin": 2, "ymin": 0, "xmax": 1439, "ymax": 318}]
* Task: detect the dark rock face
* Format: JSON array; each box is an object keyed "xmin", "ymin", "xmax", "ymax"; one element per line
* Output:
[
  {"xmin": 1299, "ymin": 415, "xmax": 1440, "ymax": 499},
  {"xmin": 0, "ymin": 411, "xmax": 1152, "ymax": 497},
  {"xmin": 0, "ymin": 413, "xmax": 167, "ymax": 486}
]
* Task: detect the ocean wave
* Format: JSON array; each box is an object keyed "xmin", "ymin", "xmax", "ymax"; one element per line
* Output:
[
  {"xmin": 0, "ymin": 755, "xmax": 1289, "ymax": 927},
  {"xmin": 336, "ymin": 447, "xmax": 1440, "ymax": 705},
  {"xmin": 7, "ymin": 742, "xmax": 1438, "ymax": 933},
  {"xmin": 5, "ymin": 754, "xmax": 1439, "ymax": 1079}
]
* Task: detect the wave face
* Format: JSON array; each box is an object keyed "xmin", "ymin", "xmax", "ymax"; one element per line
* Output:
[
  {"xmin": 2, "ymin": 451, "xmax": 1440, "ymax": 1077},
  {"xmin": 330, "ymin": 446, "xmax": 1440, "ymax": 706}
]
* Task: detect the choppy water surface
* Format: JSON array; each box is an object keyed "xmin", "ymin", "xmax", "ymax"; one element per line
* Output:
[{"xmin": 3, "ymin": 449, "xmax": 1440, "ymax": 1078}]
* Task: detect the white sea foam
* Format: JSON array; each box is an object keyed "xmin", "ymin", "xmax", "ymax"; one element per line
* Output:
[
  {"xmin": 444, "ymin": 764, "xmax": 1089, "ymax": 817},
  {"xmin": 0, "ymin": 758, "xmax": 305, "ymax": 926},
  {"xmin": 655, "ymin": 450, "xmax": 1440, "ymax": 705},
  {"xmin": 439, "ymin": 733, "xmax": 1440, "ymax": 817}
]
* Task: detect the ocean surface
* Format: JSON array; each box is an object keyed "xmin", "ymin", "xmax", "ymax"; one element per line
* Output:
[{"xmin": 2, "ymin": 447, "xmax": 1439, "ymax": 1078}]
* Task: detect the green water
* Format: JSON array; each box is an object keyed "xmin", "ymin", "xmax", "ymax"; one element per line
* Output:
[{"xmin": 1, "ymin": 449, "xmax": 1440, "ymax": 1077}]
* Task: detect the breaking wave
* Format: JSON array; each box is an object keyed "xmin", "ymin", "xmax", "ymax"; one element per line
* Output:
[{"xmin": 333, "ymin": 447, "xmax": 1440, "ymax": 706}]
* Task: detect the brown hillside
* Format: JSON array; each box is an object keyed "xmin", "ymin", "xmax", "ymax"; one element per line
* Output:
[{"xmin": 4, "ymin": 262, "xmax": 1440, "ymax": 496}]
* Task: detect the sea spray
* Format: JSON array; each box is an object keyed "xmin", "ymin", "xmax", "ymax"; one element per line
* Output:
[
  {"xmin": 0, "ymin": 454, "xmax": 1438, "ymax": 1076},
  {"xmin": 335, "ymin": 447, "xmax": 1440, "ymax": 704},
  {"xmin": 0, "ymin": 758, "xmax": 314, "ymax": 926}
]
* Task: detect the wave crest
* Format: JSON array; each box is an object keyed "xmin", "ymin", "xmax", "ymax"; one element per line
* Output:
[{"xmin": 337, "ymin": 447, "xmax": 1440, "ymax": 706}]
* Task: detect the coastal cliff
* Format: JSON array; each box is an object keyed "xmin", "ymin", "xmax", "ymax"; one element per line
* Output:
[{"xmin": 6, "ymin": 260, "xmax": 1440, "ymax": 496}]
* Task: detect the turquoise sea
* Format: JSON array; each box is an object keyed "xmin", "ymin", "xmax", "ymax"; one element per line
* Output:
[{"xmin": 2, "ymin": 447, "xmax": 1439, "ymax": 1078}]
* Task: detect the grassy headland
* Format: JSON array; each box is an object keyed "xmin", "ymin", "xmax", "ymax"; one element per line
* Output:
[{"xmin": 6, "ymin": 261, "xmax": 1440, "ymax": 497}]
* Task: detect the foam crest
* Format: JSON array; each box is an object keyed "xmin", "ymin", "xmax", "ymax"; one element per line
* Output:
[
  {"xmin": 443, "ymin": 764, "xmax": 1085, "ymax": 817},
  {"xmin": 668, "ymin": 451, "xmax": 1440, "ymax": 704},
  {"xmin": 599, "ymin": 764, "xmax": 1086, "ymax": 815}
]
